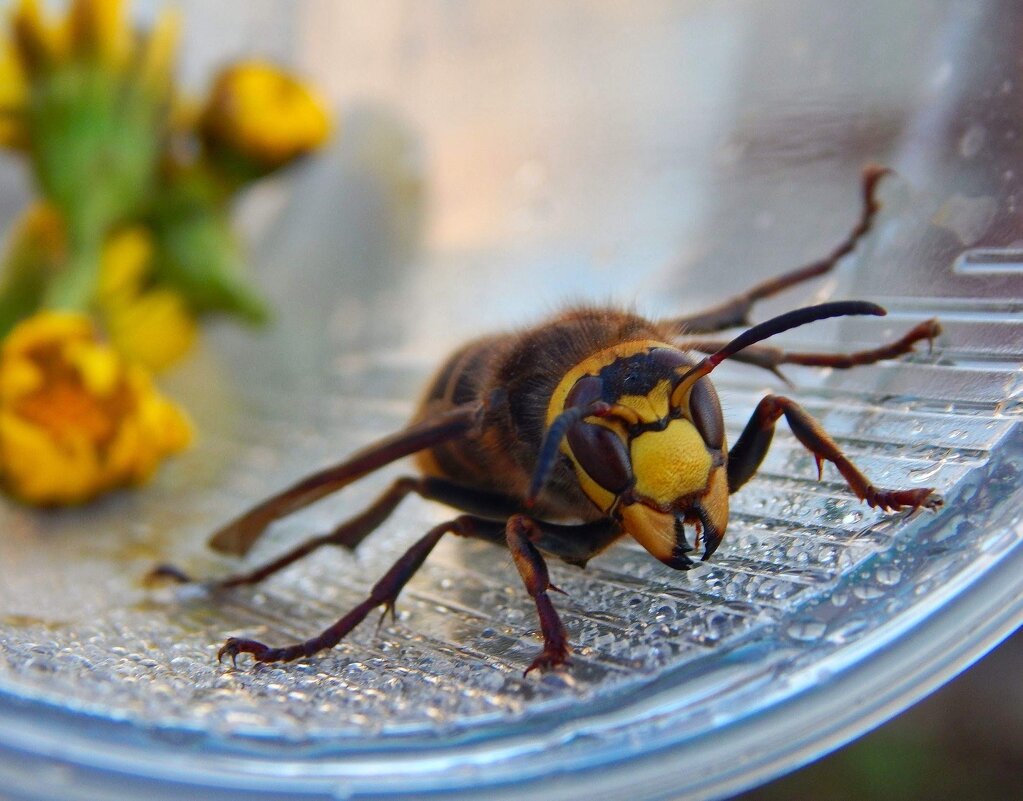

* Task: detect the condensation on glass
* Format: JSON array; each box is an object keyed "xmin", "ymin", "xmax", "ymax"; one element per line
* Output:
[{"xmin": 0, "ymin": 2, "xmax": 1020, "ymax": 800}]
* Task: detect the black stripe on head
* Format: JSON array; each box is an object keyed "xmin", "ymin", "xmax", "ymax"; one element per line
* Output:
[{"xmin": 596, "ymin": 348, "xmax": 693, "ymax": 403}]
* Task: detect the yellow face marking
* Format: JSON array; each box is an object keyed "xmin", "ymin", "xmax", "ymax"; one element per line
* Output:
[
  {"xmin": 618, "ymin": 379, "xmax": 672, "ymax": 424},
  {"xmin": 544, "ymin": 339, "xmax": 675, "ymax": 429},
  {"xmin": 631, "ymin": 419, "xmax": 712, "ymax": 506},
  {"xmin": 576, "ymin": 467, "xmax": 617, "ymax": 514},
  {"xmin": 620, "ymin": 503, "xmax": 676, "ymax": 562},
  {"xmin": 700, "ymin": 466, "xmax": 730, "ymax": 543},
  {"xmin": 545, "ymin": 340, "xmax": 677, "ymax": 513}
]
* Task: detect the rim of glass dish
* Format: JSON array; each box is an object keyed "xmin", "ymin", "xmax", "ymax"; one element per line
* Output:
[{"xmin": 0, "ymin": 473, "xmax": 1019, "ymax": 801}]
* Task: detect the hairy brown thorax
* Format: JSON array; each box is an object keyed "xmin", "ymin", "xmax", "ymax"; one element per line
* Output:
[{"xmin": 413, "ymin": 308, "xmax": 669, "ymax": 518}]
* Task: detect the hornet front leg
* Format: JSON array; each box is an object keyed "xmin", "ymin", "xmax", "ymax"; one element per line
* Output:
[
  {"xmin": 506, "ymin": 514, "xmax": 572, "ymax": 675},
  {"xmin": 727, "ymin": 394, "xmax": 941, "ymax": 511}
]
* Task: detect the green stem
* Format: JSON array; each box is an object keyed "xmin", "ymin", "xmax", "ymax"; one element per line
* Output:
[{"xmin": 43, "ymin": 219, "xmax": 103, "ymax": 312}]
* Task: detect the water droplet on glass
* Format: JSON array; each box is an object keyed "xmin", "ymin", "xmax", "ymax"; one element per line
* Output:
[
  {"xmin": 652, "ymin": 600, "xmax": 677, "ymax": 621},
  {"xmin": 827, "ymin": 617, "xmax": 869, "ymax": 644},
  {"xmin": 787, "ymin": 619, "xmax": 826, "ymax": 642},
  {"xmin": 852, "ymin": 583, "xmax": 885, "ymax": 600}
]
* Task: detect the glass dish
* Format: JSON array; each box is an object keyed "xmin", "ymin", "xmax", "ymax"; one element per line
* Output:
[{"xmin": 1, "ymin": 2, "xmax": 1020, "ymax": 799}]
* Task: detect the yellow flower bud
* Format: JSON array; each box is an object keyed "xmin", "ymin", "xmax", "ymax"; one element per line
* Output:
[
  {"xmin": 69, "ymin": 0, "xmax": 131, "ymax": 68},
  {"xmin": 200, "ymin": 60, "xmax": 331, "ymax": 171},
  {"xmin": 97, "ymin": 227, "xmax": 152, "ymax": 298},
  {"xmin": 0, "ymin": 310, "xmax": 191, "ymax": 505},
  {"xmin": 0, "ymin": 38, "xmax": 27, "ymax": 148},
  {"xmin": 96, "ymin": 227, "xmax": 199, "ymax": 372},
  {"xmin": 137, "ymin": 7, "xmax": 179, "ymax": 91},
  {"xmin": 103, "ymin": 287, "xmax": 198, "ymax": 373},
  {"xmin": 10, "ymin": 0, "xmax": 70, "ymax": 74}
]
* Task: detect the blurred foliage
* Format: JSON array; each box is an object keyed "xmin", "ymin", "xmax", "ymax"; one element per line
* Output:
[
  {"xmin": 0, "ymin": 0, "xmax": 331, "ymax": 364},
  {"xmin": 0, "ymin": 0, "xmax": 332, "ymax": 503}
]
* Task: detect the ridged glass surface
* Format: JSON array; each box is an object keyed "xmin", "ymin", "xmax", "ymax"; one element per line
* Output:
[{"xmin": 1, "ymin": 2, "xmax": 1021, "ymax": 799}]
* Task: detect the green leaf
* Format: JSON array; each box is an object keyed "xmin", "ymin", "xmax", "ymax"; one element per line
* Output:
[{"xmin": 148, "ymin": 175, "xmax": 268, "ymax": 325}]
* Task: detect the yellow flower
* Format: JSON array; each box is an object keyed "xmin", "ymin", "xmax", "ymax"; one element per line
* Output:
[
  {"xmin": 11, "ymin": 0, "xmax": 144, "ymax": 74},
  {"xmin": 97, "ymin": 227, "xmax": 198, "ymax": 372},
  {"xmin": 68, "ymin": 0, "xmax": 131, "ymax": 69},
  {"xmin": 200, "ymin": 60, "xmax": 331, "ymax": 171},
  {"xmin": 0, "ymin": 37, "xmax": 28, "ymax": 148},
  {"xmin": 0, "ymin": 310, "xmax": 190, "ymax": 505},
  {"xmin": 10, "ymin": 0, "xmax": 70, "ymax": 73},
  {"xmin": 96, "ymin": 227, "xmax": 198, "ymax": 370}
]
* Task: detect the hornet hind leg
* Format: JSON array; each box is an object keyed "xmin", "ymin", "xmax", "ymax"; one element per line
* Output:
[
  {"xmin": 215, "ymin": 512, "xmax": 620, "ymax": 671},
  {"xmin": 218, "ymin": 515, "xmax": 497, "ymax": 665},
  {"xmin": 150, "ymin": 475, "xmax": 526, "ymax": 589},
  {"xmin": 667, "ymin": 165, "xmax": 890, "ymax": 335}
]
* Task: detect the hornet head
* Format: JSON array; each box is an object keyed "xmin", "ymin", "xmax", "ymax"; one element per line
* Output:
[
  {"xmin": 540, "ymin": 341, "xmax": 728, "ymax": 568},
  {"xmin": 528, "ymin": 301, "xmax": 888, "ymax": 569}
]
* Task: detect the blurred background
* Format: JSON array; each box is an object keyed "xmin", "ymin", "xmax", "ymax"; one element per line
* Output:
[
  {"xmin": 736, "ymin": 631, "xmax": 1022, "ymax": 800},
  {"xmin": 0, "ymin": 2, "xmax": 1020, "ymax": 799}
]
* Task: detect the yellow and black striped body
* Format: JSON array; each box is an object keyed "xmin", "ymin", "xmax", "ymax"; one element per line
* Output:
[
  {"xmin": 413, "ymin": 307, "xmax": 730, "ymax": 565},
  {"xmin": 414, "ymin": 309, "xmax": 663, "ymax": 516}
]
